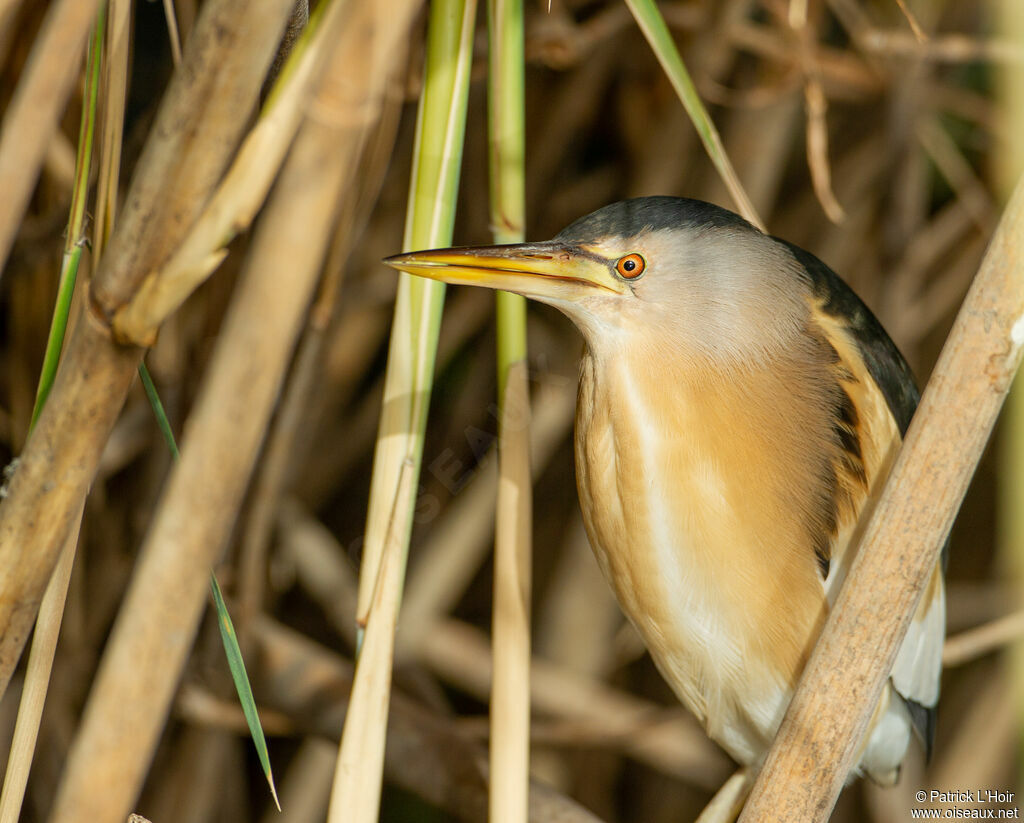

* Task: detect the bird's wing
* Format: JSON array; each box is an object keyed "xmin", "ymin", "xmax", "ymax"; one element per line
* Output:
[{"xmin": 780, "ymin": 239, "xmax": 945, "ymax": 758}]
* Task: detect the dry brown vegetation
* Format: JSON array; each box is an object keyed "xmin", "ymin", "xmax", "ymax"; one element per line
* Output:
[{"xmin": 0, "ymin": 0, "xmax": 1021, "ymax": 822}]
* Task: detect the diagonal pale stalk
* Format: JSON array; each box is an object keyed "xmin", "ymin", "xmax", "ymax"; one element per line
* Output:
[
  {"xmin": 623, "ymin": 0, "xmax": 764, "ymax": 231},
  {"xmin": 0, "ymin": 17, "xmax": 103, "ymax": 822},
  {"xmin": 354, "ymin": 0, "xmax": 476, "ymax": 629},
  {"xmin": 332, "ymin": 1, "xmax": 476, "ymax": 821},
  {"xmin": 739, "ymin": 174, "xmax": 1024, "ymax": 821},
  {"xmin": 995, "ymin": 0, "xmax": 1024, "ymax": 788},
  {"xmin": 328, "ymin": 460, "xmax": 416, "ymax": 823},
  {"xmin": 0, "ymin": 0, "xmax": 103, "ymax": 278},
  {"xmin": 486, "ymin": 0, "xmax": 532, "ymax": 821},
  {"xmin": 0, "ymin": 506, "xmax": 83, "ymax": 823},
  {"xmin": 111, "ymin": 0, "xmax": 349, "ymax": 346},
  {"xmin": 161, "ymin": 0, "xmax": 182, "ymax": 65}
]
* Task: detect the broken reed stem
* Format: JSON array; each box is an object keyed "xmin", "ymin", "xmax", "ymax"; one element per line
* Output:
[
  {"xmin": 0, "ymin": 0, "xmax": 103, "ymax": 277},
  {"xmin": 0, "ymin": 0, "xmax": 296, "ymax": 702},
  {"xmin": 739, "ymin": 174, "xmax": 1024, "ymax": 822}
]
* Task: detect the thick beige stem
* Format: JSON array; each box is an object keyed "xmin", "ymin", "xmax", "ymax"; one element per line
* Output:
[{"xmin": 739, "ymin": 175, "xmax": 1024, "ymax": 821}]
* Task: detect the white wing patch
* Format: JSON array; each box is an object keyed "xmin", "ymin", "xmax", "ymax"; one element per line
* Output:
[{"xmin": 891, "ymin": 567, "xmax": 945, "ymax": 709}]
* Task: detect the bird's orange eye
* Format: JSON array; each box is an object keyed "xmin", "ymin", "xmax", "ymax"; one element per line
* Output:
[{"xmin": 615, "ymin": 253, "xmax": 646, "ymax": 279}]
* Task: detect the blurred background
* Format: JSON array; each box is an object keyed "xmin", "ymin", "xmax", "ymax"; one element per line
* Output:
[{"xmin": 0, "ymin": 0, "xmax": 1021, "ymax": 821}]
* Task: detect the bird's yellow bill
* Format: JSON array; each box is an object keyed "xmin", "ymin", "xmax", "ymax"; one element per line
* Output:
[{"xmin": 383, "ymin": 243, "xmax": 627, "ymax": 298}]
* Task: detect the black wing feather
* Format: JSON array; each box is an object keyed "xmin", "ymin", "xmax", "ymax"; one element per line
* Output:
[
  {"xmin": 775, "ymin": 239, "xmax": 920, "ymax": 436},
  {"xmin": 776, "ymin": 237, "xmax": 941, "ymax": 761}
]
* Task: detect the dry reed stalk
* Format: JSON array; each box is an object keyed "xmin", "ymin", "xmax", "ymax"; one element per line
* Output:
[
  {"xmin": 334, "ymin": 0, "xmax": 474, "ymax": 816},
  {"xmin": 916, "ymin": 118, "xmax": 998, "ymax": 234},
  {"xmin": 328, "ymin": 459, "xmax": 415, "ymax": 823},
  {"xmin": 695, "ymin": 770, "xmax": 754, "ymax": 823},
  {"xmin": 277, "ymin": 498, "xmax": 360, "ymax": 646},
  {"xmin": 47, "ymin": 3, "xmax": 418, "ymax": 816},
  {"xmin": 490, "ymin": 360, "xmax": 533, "ymax": 823},
  {"xmin": 237, "ymin": 322, "xmax": 328, "ymax": 632},
  {"xmin": 893, "ymin": 0, "xmax": 926, "ymax": 43},
  {"xmin": 488, "ymin": 0, "xmax": 532, "ymax": 814},
  {"xmin": 161, "ymin": 0, "xmax": 183, "ymax": 65},
  {"xmin": 0, "ymin": 0, "xmax": 295, "ymax": 700},
  {"xmin": 725, "ymin": 21, "xmax": 880, "ymax": 98},
  {"xmin": 803, "ymin": 81, "xmax": 846, "ymax": 224},
  {"xmin": 739, "ymin": 177, "xmax": 1024, "ymax": 821},
  {"xmin": 0, "ymin": 504, "xmax": 81, "ymax": 823},
  {"xmin": 861, "ymin": 30, "xmax": 1024, "ymax": 64},
  {"xmin": 254, "ymin": 617, "xmax": 607, "ymax": 823},
  {"xmin": 236, "ymin": 85, "xmax": 403, "ymax": 636},
  {"xmin": 176, "ymin": 684, "xmax": 294, "ymax": 737},
  {"xmin": 93, "ymin": 0, "xmax": 131, "ymax": 260},
  {"xmin": 0, "ymin": 0, "xmax": 102, "ymax": 277}
]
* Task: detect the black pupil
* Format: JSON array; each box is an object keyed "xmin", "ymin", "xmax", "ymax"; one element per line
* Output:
[{"xmin": 623, "ymin": 259, "xmax": 635, "ymax": 271}]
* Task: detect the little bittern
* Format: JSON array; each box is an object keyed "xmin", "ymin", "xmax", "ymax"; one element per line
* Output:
[{"xmin": 385, "ymin": 197, "xmax": 944, "ymax": 785}]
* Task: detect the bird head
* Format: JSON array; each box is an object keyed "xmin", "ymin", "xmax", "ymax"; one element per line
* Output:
[{"xmin": 384, "ymin": 197, "xmax": 810, "ymax": 366}]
